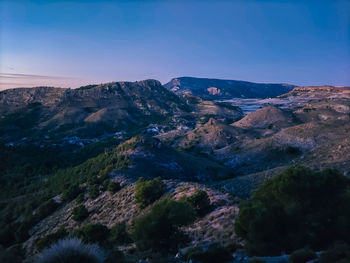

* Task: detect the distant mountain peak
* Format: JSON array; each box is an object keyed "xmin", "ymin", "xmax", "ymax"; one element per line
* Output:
[{"xmin": 164, "ymin": 77, "xmax": 295, "ymax": 99}]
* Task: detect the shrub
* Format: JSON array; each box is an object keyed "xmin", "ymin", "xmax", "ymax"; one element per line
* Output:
[
  {"xmin": 72, "ymin": 205, "xmax": 89, "ymax": 222},
  {"xmin": 102, "ymin": 179, "xmax": 110, "ymax": 191},
  {"xmin": 182, "ymin": 190, "xmax": 212, "ymax": 217},
  {"xmin": 35, "ymin": 238, "xmax": 105, "ymax": 263},
  {"xmin": 62, "ymin": 185, "xmax": 82, "ymax": 201},
  {"xmin": 37, "ymin": 199, "xmax": 59, "ymax": 219},
  {"xmin": 88, "ymin": 185, "xmax": 100, "ymax": 199},
  {"xmin": 76, "ymin": 193, "xmax": 85, "ymax": 204},
  {"xmin": 289, "ymin": 249, "xmax": 317, "ymax": 263},
  {"xmin": 135, "ymin": 177, "xmax": 166, "ymax": 208},
  {"xmin": 75, "ymin": 223, "xmax": 109, "ymax": 246},
  {"xmin": 109, "ymin": 222, "xmax": 132, "ymax": 245},
  {"xmin": 108, "ymin": 181, "xmax": 121, "ymax": 194},
  {"xmin": 234, "ymin": 166, "xmax": 350, "ymax": 256},
  {"xmin": 133, "ymin": 196, "xmax": 195, "ymax": 252},
  {"xmin": 36, "ymin": 227, "xmax": 68, "ymax": 251}
]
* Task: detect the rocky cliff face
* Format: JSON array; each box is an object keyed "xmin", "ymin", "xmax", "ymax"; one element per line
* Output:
[{"xmin": 164, "ymin": 77, "xmax": 295, "ymax": 99}]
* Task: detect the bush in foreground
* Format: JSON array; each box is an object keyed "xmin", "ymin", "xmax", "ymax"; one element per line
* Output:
[
  {"xmin": 234, "ymin": 166, "xmax": 350, "ymax": 256},
  {"xmin": 36, "ymin": 227, "xmax": 68, "ymax": 251},
  {"xmin": 35, "ymin": 238, "xmax": 105, "ymax": 263}
]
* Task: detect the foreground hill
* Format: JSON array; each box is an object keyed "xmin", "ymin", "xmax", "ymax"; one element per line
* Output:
[{"xmin": 164, "ymin": 77, "xmax": 295, "ymax": 99}]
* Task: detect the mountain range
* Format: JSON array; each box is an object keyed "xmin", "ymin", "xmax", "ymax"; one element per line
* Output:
[{"xmin": 0, "ymin": 76, "xmax": 349, "ymax": 262}]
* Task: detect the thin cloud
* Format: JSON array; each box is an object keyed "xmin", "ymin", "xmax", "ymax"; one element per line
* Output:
[
  {"xmin": 0, "ymin": 72, "xmax": 89, "ymax": 91},
  {"xmin": 0, "ymin": 73, "xmax": 74, "ymax": 80}
]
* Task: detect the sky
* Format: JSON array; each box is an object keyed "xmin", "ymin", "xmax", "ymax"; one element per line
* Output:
[{"xmin": 0, "ymin": 0, "xmax": 349, "ymax": 90}]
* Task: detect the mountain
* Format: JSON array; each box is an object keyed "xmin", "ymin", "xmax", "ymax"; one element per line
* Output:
[
  {"xmin": 0, "ymin": 80, "xmax": 189, "ymax": 142},
  {"xmin": 1, "ymin": 79, "xmax": 350, "ymax": 262},
  {"xmin": 164, "ymin": 77, "xmax": 295, "ymax": 99}
]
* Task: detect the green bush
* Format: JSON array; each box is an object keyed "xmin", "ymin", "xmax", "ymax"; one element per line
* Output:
[
  {"xmin": 76, "ymin": 193, "xmax": 85, "ymax": 204},
  {"xmin": 234, "ymin": 166, "xmax": 350, "ymax": 256},
  {"xmin": 72, "ymin": 205, "xmax": 89, "ymax": 222},
  {"xmin": 75, "ymin": 223, "xmax": 109, "ymax": 246},
  {"xmin": 36, "ymin": 227, "xmax": 68, "ymax": 251},
  {"xmin": 109, "ymin": 222, "xmax": 133, "ymax": 245},
  {"xmin": 108, "ymin": 181, "xmax": 121, "ymax": 194},
  {"xmin": 135, "ymin": 177, "xmax": 166, "ymax": 208},
  {"xmin": 182, "ymin": 190, "xmax": 212, "ymax": 217},
  {"xmin": 289, "ymin": 249, "xmax": 317, "ymax": 263},
  {"xmin": 133, "ymin": 196, "xmax": 195, "ymax": 252},
  {"xmin": 88, "ymin": 185, "xmax": 100, "ymax": 199},
  {"xmin": 37, "ymin": 199, "xmax": 59, "ymax": 219},
  {"xmin": 62, "ymin": 185, "xmax": 82, "ymax": 201}
]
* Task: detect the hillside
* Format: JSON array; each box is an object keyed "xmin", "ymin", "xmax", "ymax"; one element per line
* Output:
[
  {"xmin": 0, "ymin": 80, "xmax": 189, "ymax": 142},
  {"xmin": 1, "ymin": 80, "xmax": 350, "ymax": 263},
  {"xmin": 164, "ymin": 77, "xmax": 295, "ymax": 99}
]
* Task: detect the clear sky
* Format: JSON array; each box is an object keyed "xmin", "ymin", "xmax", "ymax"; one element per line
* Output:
[{"xmin": 0, "ymin": 0, "xmax": 349, "ymax": 90}]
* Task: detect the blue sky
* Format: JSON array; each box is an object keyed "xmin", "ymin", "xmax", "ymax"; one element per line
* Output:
[{"xmin": 0, "ymin": 0, "xmax": 349, "ymax": 90}]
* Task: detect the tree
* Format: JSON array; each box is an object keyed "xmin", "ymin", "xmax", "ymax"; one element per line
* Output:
[
  {"xmin": 109, "ymin": 222, "xmax": 132, "ymax": 244},
  {"xmin": 72, "ymin": 205, "xmax": 89, "ymax": 222},
  {"xmin": 135, "ymin": 177, "xmax": 165, "ymax": 208},
  {"xmin": 108, "ymin": 181, "xmax": 121, "ymax": 194},
  {"xmin": 234, "ymin": 166, "xmax": 350, "ymax": 256},
  {"xmin": 62, "ymin": 185, "xmax": 82, "ymax": 201},
  {"xmin": 88, "ymin": 185, "xmax": 100, "ymax": 199},
  {"xmin": 182, "ymin": 190, "xmax": 212, "ymax": 217},
  {"xmin": 133, "ymin": 196, "xmax": 195, "ymax": 253},
  {"xmin": 75, "ymin": 223, "xmax": 109, "ymax": 246}
]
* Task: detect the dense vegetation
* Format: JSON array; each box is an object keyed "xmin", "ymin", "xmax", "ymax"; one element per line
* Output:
[
  {"xmin": 0, "ymin": 138, "xmax": 133, "ymax": 249},
  {"xmin": 133, "ymin": 196, "xmax": 196, "ymax": 253},
  {"xmin": 234, "ymin": 166, "xmax": 350, "ymax": 256}
]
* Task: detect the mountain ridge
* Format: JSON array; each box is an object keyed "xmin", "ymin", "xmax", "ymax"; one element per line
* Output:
[{"xmin": 164, "ymin": 76, "xmax": 296, "ymax": 99}]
